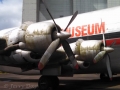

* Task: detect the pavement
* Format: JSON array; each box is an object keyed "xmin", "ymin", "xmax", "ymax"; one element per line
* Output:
[{"xmin": 0, "ymin": 73, "xmax": 120, "ymax": 90}]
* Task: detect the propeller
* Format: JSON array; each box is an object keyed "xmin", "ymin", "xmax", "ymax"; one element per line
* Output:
[
  {"xmin": 38, "ymin": 0, "xmax": 79, "ymax": 70},
  {"xmin": 93, "ymin": 19, "xmax": 113, "ymax": 80},
  {"xmin": 106, "ymin": 54, "xmax": 112, "ymax": 80},
  {"xmin": 38, "ymin": 38, "xmax": 60, "ymax": 70},
  {"xmin": 64, "ymin": 11, "xmax": 78, "ymax": 31},
  {"xmin": 41, "ymin": 0, "xmax": 60, "ymax": 32}
]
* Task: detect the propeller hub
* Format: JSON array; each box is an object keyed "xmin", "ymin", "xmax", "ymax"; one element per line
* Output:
[
  {"xmin": 52, "ymin": 31, "xmax": 71, "ymax": 40},
  {"xmin": 101, "ymin": 47, "xmax": 114, "ymax": 53},
  {"xmin": 57, "ymin": 31, "xmax": 71, "ymax": 40}
]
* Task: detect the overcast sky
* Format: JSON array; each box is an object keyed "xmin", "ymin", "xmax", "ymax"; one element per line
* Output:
[{"xmin": 0, "ymin": 0, "xmax": 23, "ymax": 30}]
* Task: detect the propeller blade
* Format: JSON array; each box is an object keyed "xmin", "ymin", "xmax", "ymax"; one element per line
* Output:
[
  {"xmin": 64, "ymin": 11, "xmax": 78, "ymax": 31},
  {"xmin": 62, "ymin": 40, "xmax": 79, "ymax": 69},
  {"xmin": 41, "ymin": 0, "xmax": 60, "ymax": 32},
  {"xmin": 102, "ymin": 31, "xmax": 106, "ymax": 47},
  {"xmin": 106, "ymin": 54, "xmax": 112, "ymax": 80},
  {"xmin": 38, "ymin": 38, "xmax": 60, "ymax": 70},
  {"xmin": 93, "ymin": 51, "xmax": 106, "ymax": 63},
  {"xmin": 101, "ymin": 19, "xmax": 106, "ymax": 46}
]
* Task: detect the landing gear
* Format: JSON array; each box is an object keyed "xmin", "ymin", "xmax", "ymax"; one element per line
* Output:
[
  {"xmin": 100, "ymin": 73, "xmax": 109, "ymax": 81},
  {"xmin": 38, "ymin": 76, "xmax": 59, "ymax": 90}
]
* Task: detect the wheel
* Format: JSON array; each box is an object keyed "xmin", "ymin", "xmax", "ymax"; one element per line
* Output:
[
  {"xmin": 51, "ymin": 76, "xmax": 59, "ymax": 89},
  {"xmin": 38, "ymin": 76, "xmax": 59, "ymax": 90},
  {"xmin": 38, "ymin": 76, "xmax": 51, "ymax": 90},
  {"xmin": 100, "ymin": 73, "xmax": 109, "ymax": 81}
]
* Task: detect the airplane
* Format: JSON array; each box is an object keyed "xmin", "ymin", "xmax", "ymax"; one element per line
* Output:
[{"xmin": 0, "ymin": 0, "xmax": 120, "ymax": 90}]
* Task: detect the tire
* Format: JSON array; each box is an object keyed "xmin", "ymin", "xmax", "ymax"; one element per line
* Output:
[
  {"xmin": 38, "ymin": 76, "xmax": 52, "ymax": 90},
  {"xmin": 38, "ymin": 76, "xmax": 59, "ymax": 90},
  {"xmin": 51, "ymin": 76, "xmax": 59, "ymax": 90},
  {"xmin": 100, "ymin": 73, "xmax": 109, "ymax": 81}
]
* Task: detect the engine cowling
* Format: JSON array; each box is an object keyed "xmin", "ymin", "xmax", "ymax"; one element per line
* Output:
[
  {"xmin": 10, "ymin": 49, "xmax": 40, "ymax": 63},
  {"xmin": 77, "ymin": 61, "xmax": 90, "ymax": 69},
  {"xmin": 24, "ymin": 22, "xmax": 56, "ymax": 53},
  {"xmin": 0, "ymin": 22, "xmax": 57, "ymax": 55},
  {"xmin": 74, "ymin": 39, "xmax": 103, "ymax": 62}
]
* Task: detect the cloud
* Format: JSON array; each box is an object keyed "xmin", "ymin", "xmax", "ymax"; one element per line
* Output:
[{"xmin": 0, "ymin": 0, "xmax": 23, "ymax": 30}]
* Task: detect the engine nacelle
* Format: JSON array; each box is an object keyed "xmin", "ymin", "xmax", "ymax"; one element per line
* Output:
[
  {"xmin": 10, "ymin": 49, "xmax": 40, "ymax": 63},
  {"xmin": 74, "ymin": 39, "xmax": 103, "ymax": 62},
  {"xmin": 24, "ymin": 22, "xmax": 56, "ymax": 53},
  {"xmin": 77, "ymin": 61, "xmax": 90, "ymax": 69},
  {"xmin": 0, "ymin": 22, "xmax": 57, "ymax": 54}
]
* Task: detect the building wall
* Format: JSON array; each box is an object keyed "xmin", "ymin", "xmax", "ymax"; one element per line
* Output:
[
  {"xmin": 73, "ymin": 0, "xmax": 107, "ymax": 14},
  {"xmin": 22, "ymin": 0, "xmax": 120, "ymax": 23},
  {"xmin": 39, "ymin": 0, "xmax": 73, "ymax": 21},
  {"xmin": 22, "ymin": 0, "xmax": 39, "ymax": 22},
  {"xmin": 107, "ymin": 0, "xmax": 120, "ymax": 7}
]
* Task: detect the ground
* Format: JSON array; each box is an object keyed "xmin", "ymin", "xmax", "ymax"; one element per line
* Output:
[{"xmin": 0, "ymin": 73, "xmax": 120, "ymax": 90}]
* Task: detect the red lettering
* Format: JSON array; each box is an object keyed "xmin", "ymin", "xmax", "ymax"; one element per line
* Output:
[
  {"xmin": 82, "ymin": 25, "xmax": 87, "ymax": 36},
  {"xmin": 66, "ymin": 28, "xmax": 70, "ymax": 33},
  {"xmin": 63, "ymin": 22, "xmax": 105, "ymax": 38},
  {"xmin": 71, "ymin": 27, "xmax": 74, "ymax": 37},
  {"xmin": 95, "ymin": 22, "xmax": 105, "ymax": 34},
  {"xmin": 88, "ymin": 24, "xmax": 94, "ymax": 35},
  {"xmin": 75, "ymin": 26, "xmax": 81, "ymax": 36}
]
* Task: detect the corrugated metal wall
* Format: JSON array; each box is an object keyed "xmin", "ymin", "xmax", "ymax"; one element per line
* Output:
[
  {"xmin": 22, "ymin": 0, "xmax": 38, "ymax": 22},
  {"xmin": 107, "ymin": 0, "xmax": 120, "ymax": 7},
  {"xmin": 39, "ymin": 0, "xmax": 72, "ymax": 21},
  {"xmin": 74, "ymin": 0, "xmax": 107, "ymax": 13},
  {"xmin": 39, "ymin": 0, "xmax": 107, "ymax": 21},
  {"xmin": 22, "ymin": 0, "xmax": 120, "ymax": 22}
]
